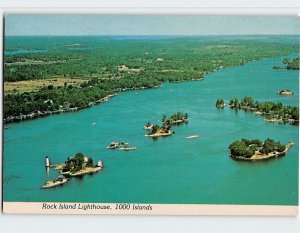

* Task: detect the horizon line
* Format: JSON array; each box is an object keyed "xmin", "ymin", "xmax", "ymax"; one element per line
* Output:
[{"xmin": 5, "ymin": 34, "xmax": 300, "ymax": 37}]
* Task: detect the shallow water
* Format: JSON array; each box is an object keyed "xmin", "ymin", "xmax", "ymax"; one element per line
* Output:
[{"xmin": 3, "ymin": 55, "xmax": 299, "ymax": 205}]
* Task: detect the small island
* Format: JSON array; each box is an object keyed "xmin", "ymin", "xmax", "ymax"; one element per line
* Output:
[
  {"xmin": 42, "ymin": 153, "xmax": 102, "ymax": 188},
  {"xmin": 277, "ymin": 89, "xmax": 294, "ymax": 95},
  {"xmin": 229, "ymin": 138, "xmax": 294, "ymax": 161},
  {"xmin": 59, "ymin": 153, "xmax": 102, "ymax": 177},
  {"xmin": 162, "ymin": 112, "xmax": 188, "ymax": 125},
  {"xmin": 42, "ymin": 175, "xmax": 69, "ymax": 189},
  {"xmin": 144, "ymin": 112, "xmax": 188, "ymax": 138},
  {"xmin": 145, "ymin": 124, "xmax": 173, "ymax": 137},
  {"xmin": 215, "ymin": 98, "xmax": 225, "ymax": 108},
  {"xmin": 42, "ymin": 153, "xmax": 103, "ymax": 189}
]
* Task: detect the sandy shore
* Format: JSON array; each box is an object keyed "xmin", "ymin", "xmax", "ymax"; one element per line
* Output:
[
  {"xmin": 170, "ymin": 119, "xmax": 188, "ymax": 124},
  {"xmin": 265, "ymin": 118, "xmax": 284, "ymax": 123},
  {"xmin": 145, "ymin": 130, "xmax": 173, "ymax": 137},
  {"xmin": 42, "ymin": 178, "xmax": 69, "ymax": 189}
]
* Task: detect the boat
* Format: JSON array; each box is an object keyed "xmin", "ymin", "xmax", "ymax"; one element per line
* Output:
[
  {"xmin": 42, "ymin": 176, "xmax": 69, "ymax": 189},
  {"xmin": 186, "ymin": 135, "xmax": 199, "ymax": 139}
]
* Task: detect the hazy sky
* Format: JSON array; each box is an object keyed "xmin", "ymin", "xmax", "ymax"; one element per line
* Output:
[{"xmin": 5, "ymin": 14, "xmax": 300, "ymax": 36}]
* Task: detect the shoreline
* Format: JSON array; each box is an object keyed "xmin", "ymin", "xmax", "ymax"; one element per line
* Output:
[
  {"xmin": 4, "ymin": 85, "xmax": 163, "ymax": 125},
  {"xmin": 4, "ymin": 94, "xmax": 117, "ymax": 124}
]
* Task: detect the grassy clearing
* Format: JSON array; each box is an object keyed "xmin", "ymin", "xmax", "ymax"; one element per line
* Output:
[{"xmin": 4, "ymin": 78, "xmax": 88, "ymax": 95}]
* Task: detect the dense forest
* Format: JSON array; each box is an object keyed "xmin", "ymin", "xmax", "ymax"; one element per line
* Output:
[{"xmin": 4, "ymin": 36, "xmax": 299, "ymax": 123}]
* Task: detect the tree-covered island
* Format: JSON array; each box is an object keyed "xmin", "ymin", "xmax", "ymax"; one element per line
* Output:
[
  {"xmin": 145, "ymin": 124, "xmax": 173, "ymax": 138},
  {"xmin": 58, "ymin": 152, "xmax": 102, "ymax": 176},
  {"xmin": 216, "ymin": 96, "xmax": 299, "ymax": 125},
  {"xmin": 229, "ymin": 138, "xmax": 294, "ymax": 161},
  {"xmin": 215, "ymin": 99, "xmax": 225, "ymax": 108},
  {"xmin": 162, "ymin": 112, "xmax": 188, "ymax": 125},
  {"xmin": 42, "ymin": 152, "xmax": 102, "ymax": 188},
  {"xmin": 277, "ymin": 89, "xmax": 294, "ymax": 95},
  {"xmin": 144, "ymin": 112, "xmax": 188, "ymax": 137}
]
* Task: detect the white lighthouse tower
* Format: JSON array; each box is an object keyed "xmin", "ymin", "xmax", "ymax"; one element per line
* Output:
[{"xmin": 45, "ymin": 156, "xmax": 50, "ymax": 168}]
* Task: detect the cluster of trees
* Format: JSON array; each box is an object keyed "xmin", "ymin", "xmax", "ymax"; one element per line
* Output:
[
  {"xmin": 215, "ymin": 99, "xmax": 225, "ymax": 108},
  {"xmin": 229, "ymin": 138, "xmax": 286, "ymax": 158},
  {"xmin": 229, "ymin": 96, "xmax": 254, "ymax": 108},
  {"xmin": 273, "ymin": 57, "xmax": 299, "ymax": 70},
  {"xmin": 259, "ymin": 138, "xmax": 286, "ymax": 155},
  {"xmin": 227, "ymin": 96, "xmax": 299, "ymax": 123},
  {"xmin": 3, "ymin": 85, "xmax": 112, "ymax": 119},
  {"xmin": 283, "ymin": 57, "xmax": 299, "ymax": 70},
  {"xmin": 62, "ymin": 153, "xmax": 94, "ymax": 173},
  {"xmin": 149, "ymin": 123, "xmax": 171, "ymax": 135},
  {"xmin": 162, "ymin": 112, "xmax": 188, "ymax": 125},
  {"xmin": 147, "ymin": 112, "xmax": 188, "ymax": 136}
]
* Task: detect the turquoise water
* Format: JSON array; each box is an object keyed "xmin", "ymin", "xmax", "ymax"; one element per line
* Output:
[{"xmin": 3, "ymin": 55, "xmax": 299, "ymax": 205}]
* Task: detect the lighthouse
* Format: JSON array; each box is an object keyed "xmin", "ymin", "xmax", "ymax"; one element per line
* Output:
[
  {"xmin": 45, "ymin": 156, "xmax": 50, "ymax": 168},
  {"xmin": 97, "ymin": 160, "xmax": 103, "ymax": 168}
]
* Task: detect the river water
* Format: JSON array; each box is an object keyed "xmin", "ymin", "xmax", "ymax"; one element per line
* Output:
[{"xmin": 3, "ymin": 55, "xmax": 299, "ymax": 205}]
